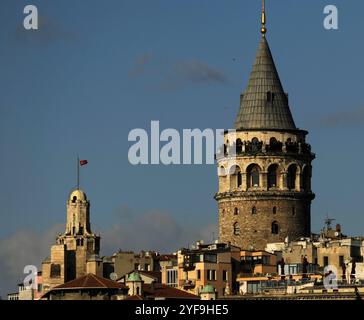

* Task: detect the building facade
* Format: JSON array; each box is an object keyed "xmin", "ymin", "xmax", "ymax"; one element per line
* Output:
[
  {"xmin": 177, "ymin": 241, "xmax": 240, "ymax": 297},
  {"xmin": 215, "ymin": 6, "xmax": 315, "ymax": 250}
]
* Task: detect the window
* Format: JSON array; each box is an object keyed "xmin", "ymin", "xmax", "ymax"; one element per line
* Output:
[
  {"xmin": 230, "ymin": 165, "xmax": 242, "ymax": 189},
  {"xmin": 50, "ymin": 264, "xmax": 61, "ymax": 278},
  {"xmin": 237, "ymin": 172, "xmax": 242, "ymax": 187},
  {"xmin": 167, "ymin": 270, "xmax": 178, "ymax": 287},
  {"xmin": 233, "ymin": 222, "xmax": 241, "ymax": 236},
  {"xmin": 269, "ymin": 137, "xmax": 282, "ymax": 152},
  {"xmin": 236, "ymin": 139, "xmax": 243, "ymax": 154},
  {"xmin": 145, "ymin": 264, "xmax": 150, "ymax": 271},
  {"xmin": 268, "ymin": 164, "xmax": 278, "ymax": 188},
  {"xmin": 273, "ymin": 207, "xmax": 277, "ymax": 214},
  {"xmin": 208, "ymin": 270, "xmax": 216, "ymax": 281},
  {"xmin": 287, "ymin": 165, "xmax": 297, "ymax": 190},
  {"xmin": 292, "ymin": 206, "xmax": 296, "ymax": 216},
  {"xmin": 223, "ymin": 270, "xmax": 228, "ymax": 282},
  {"xmin": 212, "ymin": 270, "xmax": 216, "ymax": 281},
  {"xmin": 271, "ymin": 221, "xmax": 279, "ymax": 234},
  {"xmin": 234, "ymin": 207, "xmax": 239, "ymax": 215},
  {"xmin": 323, "ymin": 256, "xmax": 329, "ymax": 267},
  {"xmin": 72, "ymin": 196, "xmax": 77, "ymax": 203},
  {"xmin": 247, "ymin": 164, "xmax": 260, "ymax": 188},
  {"xmin": 267, "ymin": 91, "xmax": 275, "ymax": 102},
  {"xmin": 252, "ymin": 207, "xmax": 257, "ymax": 215},
  {"xmin": 204, "ymin": 254, "xmax": 217, "ymax": 263},
  {"xmin": 339, "ymin": 256, "xmax": 344, "ymax": 267},
  {"xmin": 197, "ymin": 270, "xmax": 201, "ymax": 280}
]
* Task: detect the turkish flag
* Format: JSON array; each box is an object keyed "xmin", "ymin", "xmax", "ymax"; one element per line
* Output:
[{"xmin": 79, "ymin": 160, "xmax": 88, "ymax": 166}]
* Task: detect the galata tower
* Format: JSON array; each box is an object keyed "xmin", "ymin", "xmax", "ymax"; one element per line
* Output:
[{"xmin": 215, "ymin": 1, "xmax": 315, "ymax": 250}]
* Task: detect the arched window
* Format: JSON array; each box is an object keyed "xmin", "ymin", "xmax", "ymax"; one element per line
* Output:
[
  {"xmin": 271, "ymin": 221, "xmax": 279, "ymax": 234},
  {"xmin": 250, "ymin": 137, "xmax": 262, "ymax": 153},
  {"xmin": 230, "ymin": 165, "xmax": 242, "ymax": 190},
  {"xmin": 268, "ymin": 164, "xmax": 278, "ymax": 189},
  {"xmin": 269, "ymin": 137, "xmax": 282, "ymax": 152},
  {"xmin": 72, "ymin": 196, "xmax": 77, "ymax": 203},
  {"xmin": 234, "ymin": 208, "xmax": 239, "ymax": 215},
  {"xmin": 236, "ymin": 139, "xmax": 243, "ymax": 154},
  {"xmin": 287, "ymin": 165, "xmax": 297, "ymax": 190},
  {"xmin": 252, "ymin": 207, "xmax": 257, "ymax": 215},
  {"xmin": 273, "ymin": 206, "xmax": 277, "ymax": 214},
  {"xmin": 233, "ymin": 222, "xmax": 240, "ymax": 235},
  {"xmin": 247, "ymin": 164, "xmax": 260, "ymax": 188}
]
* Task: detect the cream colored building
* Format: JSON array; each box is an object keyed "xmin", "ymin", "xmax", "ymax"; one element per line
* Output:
[{"xmin": 177, "ymin": 241, "xmax": 240, "ymax": 297}]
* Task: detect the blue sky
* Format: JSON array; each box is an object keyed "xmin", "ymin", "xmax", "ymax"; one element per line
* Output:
[{"xmin": 0, "ymin": 0, "xmax": 364, "ymax": 295}]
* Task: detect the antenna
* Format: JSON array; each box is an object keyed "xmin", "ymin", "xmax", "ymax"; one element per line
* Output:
[{"xmin": 324, "ymin": 213, "xmax": 335, "ymax": 231}]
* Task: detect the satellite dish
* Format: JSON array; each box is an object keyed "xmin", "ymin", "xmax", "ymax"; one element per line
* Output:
[{"xmin": 110, "ymin": 273, "xmax": 118, "ymax": 281}]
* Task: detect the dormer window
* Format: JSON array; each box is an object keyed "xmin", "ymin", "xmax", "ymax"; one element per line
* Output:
[{"xmin": 267, "ymin": 91, "xmax": 275, "ymax": 102}]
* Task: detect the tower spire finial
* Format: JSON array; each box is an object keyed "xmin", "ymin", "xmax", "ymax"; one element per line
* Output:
[{"xmin": 261, "ymin": 0, "xmax": 267, "ymax": 36}]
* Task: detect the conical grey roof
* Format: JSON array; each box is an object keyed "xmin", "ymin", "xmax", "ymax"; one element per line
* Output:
[{"xmin": 234, "ymin": 36, "xmax": 296, "ymax": 130}]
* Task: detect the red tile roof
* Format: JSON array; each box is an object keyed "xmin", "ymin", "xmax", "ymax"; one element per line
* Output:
[{"xmin": 53, "ymin": 274, "xmax": 128, "ymax": 290}]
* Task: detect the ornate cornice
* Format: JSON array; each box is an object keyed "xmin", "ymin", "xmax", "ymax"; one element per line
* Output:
[{"xmin": 214, "ymin": 190, "xmax": 315, "ymax": 201}]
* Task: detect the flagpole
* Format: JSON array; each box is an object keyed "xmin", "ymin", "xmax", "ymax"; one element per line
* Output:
[{"xmin": 77, "ymin": 156, "xmax": 80, "ymax": 190}]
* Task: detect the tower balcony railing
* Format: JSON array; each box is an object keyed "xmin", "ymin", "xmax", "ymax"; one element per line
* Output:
[{"xmin": 215, "ymin": 142, "xmax": 315, "ymax": 160}]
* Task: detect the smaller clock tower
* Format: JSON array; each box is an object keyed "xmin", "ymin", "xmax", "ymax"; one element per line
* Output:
[{"xmin": 42, "ymin": 188, "xmax": 102, "ymax": 292}]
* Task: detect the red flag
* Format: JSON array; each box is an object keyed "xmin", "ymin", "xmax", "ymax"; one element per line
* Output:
[{"xmin": 79, "ymin": 160, "xmax": 88, "ymax": 166}]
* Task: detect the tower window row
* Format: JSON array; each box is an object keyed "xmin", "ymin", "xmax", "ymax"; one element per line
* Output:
[
  {"xmin": 233, "ymin": 221, "xmax": 280, "ymax": 236},
  {"xmin": 220, "ymin": 163, "xmax": 311, "ymax": 192},
  {"xmin": 225, "ymin": 206, "xmax": 296, "ymax": 216}
]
